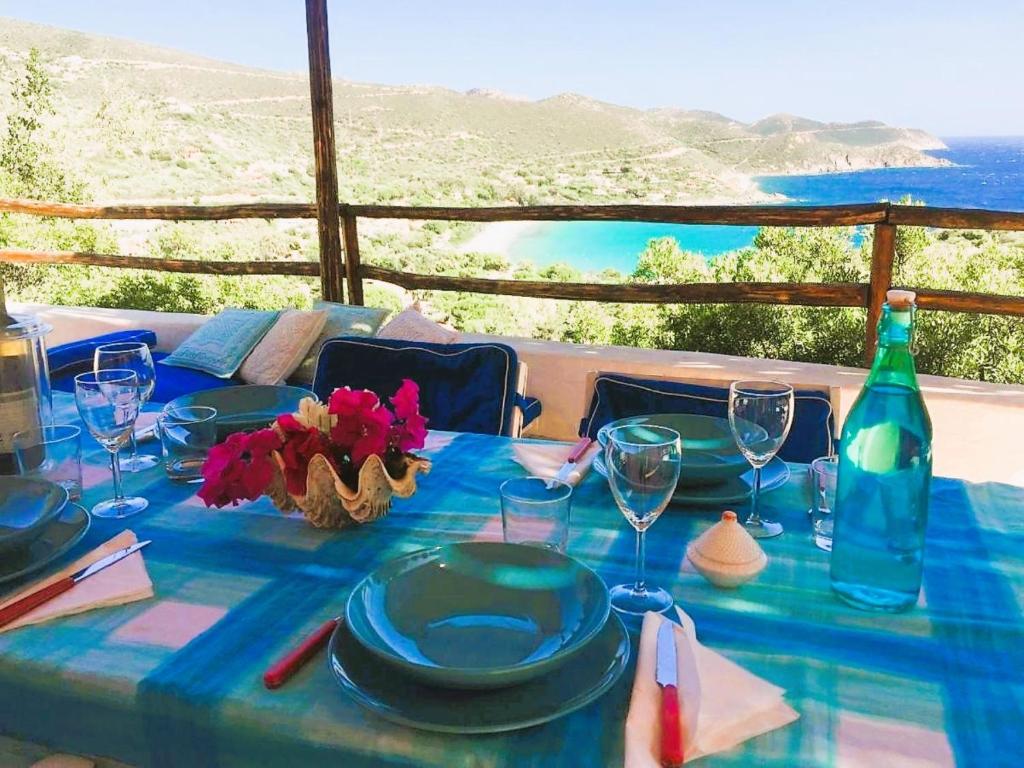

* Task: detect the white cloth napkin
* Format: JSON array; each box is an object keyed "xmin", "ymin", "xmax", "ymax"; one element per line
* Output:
[
  {"xmin": 625, "ymin": 608, "xmax": 799, "ymax": 765},
  {"xmin": 0, "ymin": 530, "xmax": 153, "ymax": 634},
  {"xmin": 511, "ymin": 441, "xmax": 600, "ymax": 487}
]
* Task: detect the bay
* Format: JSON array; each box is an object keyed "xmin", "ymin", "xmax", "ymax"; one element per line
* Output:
[{"xmin": 503, "ymin": 137, "xmax": 1024, "ymax": 274}]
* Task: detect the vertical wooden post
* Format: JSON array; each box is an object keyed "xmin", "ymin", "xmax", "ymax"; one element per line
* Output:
[
  {"xmin": 305, "ymin": 0, "xmax": 345, "ymax": 303},
  {"xmin": 341, "ymin": 205, "xmax": 364, "ymax": 305},
  {"xmin": 865, "ymin": 223, "xmax": 896, "ymax": 365}
]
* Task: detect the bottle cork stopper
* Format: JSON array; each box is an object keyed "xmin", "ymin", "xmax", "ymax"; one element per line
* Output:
[
  {"xmin": 886, "ymin": 289, "xmax": 916, "ymax": 310},
  {"xmin": 722, "ymin": 510, "xmax": 737, "ymax": 522}
]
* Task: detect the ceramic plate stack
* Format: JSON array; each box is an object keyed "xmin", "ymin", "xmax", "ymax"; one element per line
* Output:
[
  {"xmin": 593, "ymin": 413, "xmax": 791, "ymax": 505},
  {"xmin": 329, "ymin": 541, "xmax": 630, "ymax": 733},
  {"xmin": 0, "ymin": 477, "xmax": 90, "ymax": 585}
]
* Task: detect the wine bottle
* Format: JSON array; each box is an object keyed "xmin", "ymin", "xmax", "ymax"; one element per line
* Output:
[{"xmin": 0, "ymin": 278, "xmax": 43, "ymax": 475}]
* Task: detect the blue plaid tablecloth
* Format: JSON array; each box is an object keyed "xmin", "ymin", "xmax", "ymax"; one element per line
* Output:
[{"xmin": 0, "ymin": 392, "xmax": 1021, "ymax": 767}]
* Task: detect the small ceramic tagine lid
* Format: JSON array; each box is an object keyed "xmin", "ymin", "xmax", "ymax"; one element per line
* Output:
[{"xmin": 686, "ymin": 510, "xmax": 768, "ymax": 588}]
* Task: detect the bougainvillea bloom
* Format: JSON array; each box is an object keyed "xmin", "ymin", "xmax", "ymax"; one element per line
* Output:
[
  {"xmin": 389, "ymin": 379, "xmax": 428, "ymax": 452},
  {"xmin": 198, "ymin": 428, "xmax": 282, "ymax": 508},
  {"xmin": 275, "ymin": 413, "xmax": 337, "ymax": 496},
  {"xmin": 197, "ymin": 382, "xmax": 428, "ymax": 509},
  {"xmin": 328, "ymin": 387, "xmax": 394, "ymax": 467}
]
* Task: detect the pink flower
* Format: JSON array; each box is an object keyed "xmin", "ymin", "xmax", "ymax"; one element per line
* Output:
[
  {"xmin": 390, "ymin": 379, "xmax": 420, "ymax": 420},
  {"xmin": 327, "ymin": 387, "xmax": 394, "ymax": 467},
  {"xmin": 198, "ymin": 428, "xmax": 282, "ymax": 508},
  {"xmin": 275, "ymin": 414, "xmax": 335, "ymax": 496},
  {"xmin": 389, "ymin": 379, "xmax": 428, "ymax": 452}
]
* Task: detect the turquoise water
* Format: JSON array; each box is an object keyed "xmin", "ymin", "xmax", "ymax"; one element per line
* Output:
[
  {"xmin": 504, "ymin": 137, "xmax": 1024, "ymax": 274},
  {"xmin": 508, "ymin": 222, "xmax": 759, "ymax": 275}
]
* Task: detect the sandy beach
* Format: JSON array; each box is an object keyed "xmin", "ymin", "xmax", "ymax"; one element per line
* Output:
[{"xmin": 460, "ymin": 221, "xmax": 541, "ymax": 254}]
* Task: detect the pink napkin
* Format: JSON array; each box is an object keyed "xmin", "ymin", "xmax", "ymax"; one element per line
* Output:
[
  {"xmin": 0, "ymin": 530, "xmax": 153, "ymax": 633},
  {"xmin": 625, "ymin": 608, "xmax": 799, "ymax": 765},
  {"xmin": 511, "ymin": 442, "xmax": 600, "ymax": 487}
]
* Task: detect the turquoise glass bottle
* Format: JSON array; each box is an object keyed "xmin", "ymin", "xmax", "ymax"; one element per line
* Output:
[{"xmin": 830, "ymin": 290, "xmax": 932, "ymax": 611}]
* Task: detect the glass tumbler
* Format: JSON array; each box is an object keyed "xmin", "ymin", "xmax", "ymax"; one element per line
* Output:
[
  {"xmin": 499, "ymin": 476, "xmax": 572, "ymax": 552},
  {"xmin": 13, "ymin": 424, "xmax": 83, "ymax": 502},
  {"xmin": 809, "ymin": 456, "xmax": 838, "ymax": 552},
  {"xmin": 158, "ymin": 406, "xmax": 218, "ymax": 482}
]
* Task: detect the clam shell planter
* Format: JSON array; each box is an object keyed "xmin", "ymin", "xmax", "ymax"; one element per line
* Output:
[
  {"xmin": 686, "ymin": 510, "xmax": 768, "ymax": 588},
  {"xmin": 267, "ymin": 451, "xmax": 431, "ymax": 529},
  {"xmin": 263, "ymin": 397, "xmax": 431, "ymax": 529}
]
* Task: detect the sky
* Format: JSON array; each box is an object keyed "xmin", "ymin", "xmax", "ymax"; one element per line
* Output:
[{"xmin": 2, "ymin": 0, "xmax": 1022, "ymax": 136}]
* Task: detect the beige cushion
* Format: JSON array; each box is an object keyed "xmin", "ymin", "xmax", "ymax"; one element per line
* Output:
[
  {"xmin": 376, "ymin": 306, "xmax": 460, "ymax": 344},
  {"xmin": 239, "ymin": 309, "xmax": 328, "ymax": 386}
]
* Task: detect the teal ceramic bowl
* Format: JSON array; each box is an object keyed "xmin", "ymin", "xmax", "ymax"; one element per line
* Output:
[
  {"xmin": 329, "ymin": 611, "xmax": 630, "ymax": 733},
  {"xmin": 0, "ymin": 477, "xmax": 69, "ymax": 554},
  {"xmin": 166, "ymin": 384, "xmax": 312, "ymax": 441},
  {"xmin": 345, "ymin": 542, "xmax": 611, "ymax": 689},
  {"xmin": 597, "ymin": 413, "xmax": 764, "ymax": 487}
]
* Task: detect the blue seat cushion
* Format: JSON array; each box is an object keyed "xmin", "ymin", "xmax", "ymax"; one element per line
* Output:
[
  {"xmin": 313, "ymin": 337, "xmax": 525, "ymax": 436},
  {"xmin": 149, "ymin": 354, "xmax": 236, "ymax": 404},
  {"xmin": 580, "ymin": 373, "xmax": 834, "ymax": 464},
  {"xmin": 50, "ymin": 334, "xmax": 236, "ymax": 404},
  {"xmin": 48, "ymin": 330, "xmax": 158, "ymax": 380}
]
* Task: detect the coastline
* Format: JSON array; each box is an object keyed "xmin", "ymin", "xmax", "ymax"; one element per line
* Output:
[
  {"xmin": 460, "ymin": 221, "xmax": 543, "ymax": 255},
  {"xmin": 458, "ymin": 138, "xmax": 1009, "ymax": 262}
]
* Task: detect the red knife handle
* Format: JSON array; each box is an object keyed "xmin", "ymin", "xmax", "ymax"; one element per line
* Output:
[
  {"xmin": 263, "ymin": 618, "xmax": 338, "ymax": 690},
  {"xmin": 567, "ymin": 437, "xmax": 592, "ymax": 463},
  {"xmin": 0, "ymin": 576, "xmax": 75, "ymax": 629},
  {"xmin": 660, "ymin": 683, "xmax": 684, "ymax": 767}
]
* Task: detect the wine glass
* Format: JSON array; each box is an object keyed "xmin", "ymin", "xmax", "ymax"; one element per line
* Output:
[
  {"xmin": 728, "ymin": 380, "xmax": 794, "ymax": 539},
  {"xmin": 94, "ymin": 341, "xmax": 159, "ymax": 471},
  {"xmin": 74, "ymin": 370, "xmax": 149, "ymax": 518},
  {"xmin": 604, "ymin": 424, "xmax": 682, "ymax": 615}
]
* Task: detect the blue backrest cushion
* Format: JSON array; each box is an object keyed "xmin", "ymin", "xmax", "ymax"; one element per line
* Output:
[
  {"xmin": 580, "ymin": 373, "xmax": 834, "ymax": 463},
  {"xmin": 162, "ymin": 308, "xmax": 279, "ymax": 379},
  {"xmin": 290, "ymin": 302, "xmax": 391, "ymax": 384},
  {"xmin": 47, "ymin": 330, "xmax": 158, "ymax": 379},
  {"xmin": 313, "ymin": 337, "xmax": 520, "ymax": 436}
]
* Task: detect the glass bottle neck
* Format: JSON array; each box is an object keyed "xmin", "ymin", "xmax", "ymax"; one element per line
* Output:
[{"xmin": 867, "ymin": 306, "xmax": 918, "ymax": 389}]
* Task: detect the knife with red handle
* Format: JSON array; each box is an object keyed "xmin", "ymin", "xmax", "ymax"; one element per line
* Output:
[
  {"xmin": 263, "ymin": 617, "xmax": 339, "ymax": 689},
  {"xmin": 656, "ymin": 619, "xmax": 685, "ymax": 766},
  {"xmin": 547, "ymin": 437, "xmax": 593, "ymax": 489},
  {"xmin": 566, "ymin": 436, "xmax": 593, "ymax": 463},
  {"xmin": 0, "ymin": 541, "xmax": 150, "ymax": 630}
]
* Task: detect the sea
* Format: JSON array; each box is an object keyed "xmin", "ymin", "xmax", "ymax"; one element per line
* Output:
[{"xmin": 504, "ymin": 136, "xmax": 1024, "ymax": 274}]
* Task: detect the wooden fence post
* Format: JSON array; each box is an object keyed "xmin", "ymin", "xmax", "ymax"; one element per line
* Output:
[
  {"xmin": 305, "ymin": 0, "xmax": 345, "ymax": 303},
  {"xmin": 341, "ymin": 205, "xmax": 364, "ymax": 305},
  {"xmin": 865, "ymin": 223, "xmax": 896, "ymax": 365}
]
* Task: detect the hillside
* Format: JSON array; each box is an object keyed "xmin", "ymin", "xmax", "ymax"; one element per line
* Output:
[{"xmin": 0, "ymin": 17, "xmax": 947, "ymax": 208}]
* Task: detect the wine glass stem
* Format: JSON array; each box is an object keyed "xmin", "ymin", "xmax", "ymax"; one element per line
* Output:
[
  {"xmin": 110, "ymin": 447, "xmax": 126, "ymax": 503},
  {"xmin": 747, "ymin": 465, "xmax": 763, "ymax": 525},
  {"xmin": 126, "ymin": 431, "xmax": 139, "ymax": 462},
  {"xmin": 633, "ymin": 528, "xmax": 647, "ymax": 595}
]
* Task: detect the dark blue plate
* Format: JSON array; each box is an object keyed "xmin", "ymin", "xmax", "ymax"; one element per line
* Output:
[
  {"xmin": 329, "ymin": 612, "xmax": 629, "ymax": 733},
  {"xmin": 0, "ymin": 477, "xmax": 69, "ymax": 554},
  {"xmin": 166, "ymin": 384, "xmax": 312, "ymax": 441},
  {"xmin": 345, "ymin": 542, "xmax": 611, "ymax": 689},
  {"xmin": 0, "ymin": 503, "xmax": 90, "ymax": 586}
]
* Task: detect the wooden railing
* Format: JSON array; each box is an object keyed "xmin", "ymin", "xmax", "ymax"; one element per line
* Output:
[{"xmin": 2, "ymin": 198, "xmax": 1024, "ymax": 366}]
